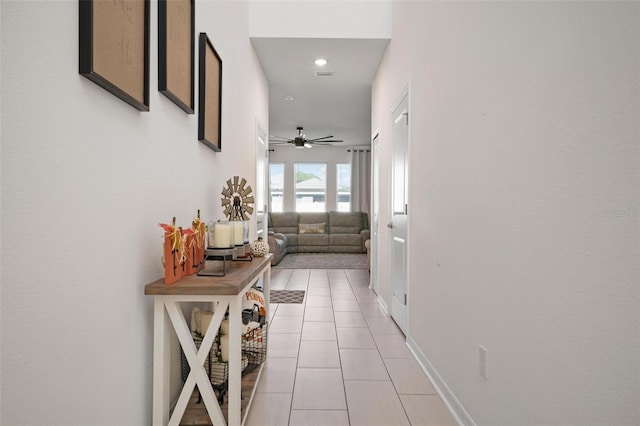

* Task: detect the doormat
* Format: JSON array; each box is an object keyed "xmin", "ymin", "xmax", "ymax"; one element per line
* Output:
[{"xmin": 270, "ymin": 290, "xmax": 305, "ymax": 304}]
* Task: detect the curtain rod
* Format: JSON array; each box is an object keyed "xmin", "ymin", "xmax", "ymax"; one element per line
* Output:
[{"xmin": 347, "ymin": 149, "xmax": 371, "ymax": 153}]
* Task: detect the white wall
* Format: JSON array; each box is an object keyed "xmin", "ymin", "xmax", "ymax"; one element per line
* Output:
[
  {"xmin": 0, "ymin": 1, "xmax": 268, "ymax": 424},
  {"xmin": 373, "ymin": 2, "xmax": 639, "ymax": 425},
  {"xmin": 249, "ymin": 0, "xmax": 391, "ymax": 39}
]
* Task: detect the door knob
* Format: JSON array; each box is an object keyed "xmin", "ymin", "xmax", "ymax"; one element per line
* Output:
[{"xmin": 387, "ymin": 223, "xmax": 393, "ymax": 229}]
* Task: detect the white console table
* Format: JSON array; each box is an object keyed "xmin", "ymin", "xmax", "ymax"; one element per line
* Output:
[{"xmin": 145, "ymin": 254, "xmax": 271, "ymax": 425}]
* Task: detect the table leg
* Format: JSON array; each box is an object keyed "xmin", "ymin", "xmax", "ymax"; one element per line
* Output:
[
  {"xmin": 152, "ymin": 298, "xmax": 170, "ymax": 426},
  {"xmin": 263, "ymin": 263, "xmax": 271, "ymax": 313},
  {"xmin": 228, "ymin": 296, "xmax": 242, "ymax": 426},
  {"xmin": 165, "ymin": 301, "xmax": 227, "ymax": 426}
]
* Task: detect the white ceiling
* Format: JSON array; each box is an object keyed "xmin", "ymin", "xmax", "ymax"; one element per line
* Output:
[{"xmin": 251, "ymin": 38, "xmax": 389, "ymax": 147}]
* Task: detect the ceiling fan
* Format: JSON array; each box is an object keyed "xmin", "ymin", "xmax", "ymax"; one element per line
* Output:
[{"xmin": 269, "ymin": 126, "xmax": 343, "ymax": 149}]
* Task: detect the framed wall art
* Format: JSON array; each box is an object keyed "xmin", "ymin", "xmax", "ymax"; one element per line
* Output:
[
  {"xmin": 79, "ymin": 0, "xmax": 150, "ymax": 111},
  {"xmin": 198, "ymin": 33, "xmax": 222, "ymax": 152},
  {"xmin": 158, "ymin": 0, "xmax": 194, "ymax": 114}
]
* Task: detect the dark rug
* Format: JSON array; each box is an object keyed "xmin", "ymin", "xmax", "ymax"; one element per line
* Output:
[
  {"xmin": 274, "ymin": 253, "xmax": 368, "ymax": 269},
  {"xmin": 270, "ymin": 290, "xmax": 305, "ymax": 304}
]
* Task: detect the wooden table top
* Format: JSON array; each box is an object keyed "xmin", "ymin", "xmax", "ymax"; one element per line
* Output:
[{"xmin": 144, "ymin": 254, "xmax": 272, "ymax": 296}]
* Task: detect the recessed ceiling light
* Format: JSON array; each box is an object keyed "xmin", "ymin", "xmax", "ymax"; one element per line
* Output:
[
  {"xmin": 314, "ymin": 58, "xmax": 328, "ymax": 66},
  {"xmin": 284, "ymin": 95, "xmax": 294, "ymax": 101}
]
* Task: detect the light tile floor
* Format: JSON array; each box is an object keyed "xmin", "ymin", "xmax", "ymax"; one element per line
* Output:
[{"xmin": 245, "ymin": 268, "xmax": 457, "ymax": 426}]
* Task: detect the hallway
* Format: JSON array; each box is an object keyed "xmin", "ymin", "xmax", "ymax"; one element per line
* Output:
[{"xmin": 245, "ymin": 268, "xmax": 456, "ymax": 426}]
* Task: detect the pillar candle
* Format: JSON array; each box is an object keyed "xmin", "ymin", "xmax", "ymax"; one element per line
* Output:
[
  {"xmin": 220, "ymin": 334, "xmax": 229, "ymax": 362},
  {"xmin": 220, "ymin": 319, "xmax": 229, "ymax": 335},
  {"xmin": 232, "ymin": 221, "xmax": 244, "ymax": 246},
  {"xmin": 213, "ymin": 223, "xmax": 232, "ymax": 248},
  {"xmin": 200, "ymin": 311, "xmax": 214, "ymax": 335},
  {"xmin": 191, "ymin": 307, "xmax": 201, "ymax": 333}
]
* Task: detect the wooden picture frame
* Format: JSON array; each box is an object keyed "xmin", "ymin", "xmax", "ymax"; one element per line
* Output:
[
  {"xmin": 79, "ymin": 0, "xmax": 150, "ymax": 111},
  {"xmin": 198, "ymin": 33, "xmax": 222, "ymax": 152},
  {"xmin": 158, "ymin": 0, "xmax": 194, "ymax": 114}
]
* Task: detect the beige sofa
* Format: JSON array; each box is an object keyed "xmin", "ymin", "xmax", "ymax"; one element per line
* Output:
[{"xmin": 267, "ymin": 211, "xmax": 370, "ymax": 265}]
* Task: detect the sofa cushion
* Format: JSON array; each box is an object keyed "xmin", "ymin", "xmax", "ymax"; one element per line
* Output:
[
  {"xmin": 298, "ymin": 234, "xmax": 329, "ymax": 246},
  {"xmin": 299, "ymin": 223, "xmax": 326, "ymax": 234},
  {"xmin": 269, "ymin": 212, "xmax": 299, "ymax": 234},
  {"xmin": 328, "ymin": 211, "xmax": 363, "ymax": 234},
  {"xmin": 284, "ymin": 234, "xmax": 298, "ymax": 247},
  {"xmin": 298, "ymin": 212, "xmax": 329, "ymax": 225},
  {"xmin": 329, "ymin": 234, "xmax": 362, "ymax": 247}
]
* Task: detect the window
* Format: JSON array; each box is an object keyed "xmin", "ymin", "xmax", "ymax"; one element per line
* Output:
[
  {"xmin": 294, "ymin": 163, "xmax": 327, "ymax": 212},
  {"xmin": 269, "ymin": 163, "xmax": 284, "ymax": 212},
  {"xmin": 336, "ymin": 163, "xmax": 351, "ymax": 212}
]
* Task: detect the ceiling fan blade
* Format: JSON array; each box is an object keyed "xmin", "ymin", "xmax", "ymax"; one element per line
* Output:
[
  {"xmin": 273, "ymin": 128, "xmax": 344, "ymax": 147},
  {"xmin": 306, "ymin": 135, "xmax": 333, "ymax": 142},
  {"xmin": 269, "ymin": 135, "xmax": 293, "ymax": 141}
]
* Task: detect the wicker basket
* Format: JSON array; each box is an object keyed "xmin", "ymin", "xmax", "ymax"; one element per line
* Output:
[
  {"xmin": 241, "ymin": 322, "xmax": 268, "ymax": 374},
  {"xmin": 181, "ymin": 322, "xmax": 268, "ymax": 402}
]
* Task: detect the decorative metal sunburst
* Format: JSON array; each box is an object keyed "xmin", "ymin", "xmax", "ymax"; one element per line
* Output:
[{"xmin": 221, "ymin": 176, "xmax": 254, "ymax": 220}]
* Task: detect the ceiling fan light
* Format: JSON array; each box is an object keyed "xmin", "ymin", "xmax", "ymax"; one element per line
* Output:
[
  {"xmin": 295, "ymin": 144, "xmax": 305, "ymax": 149},
  {"xmin": 314, "ymin": 58, "xmax": 327, "ymax": 66},
  {"xmin": 304, "ymin": 142, "xmax": 312, "ymax": 148}
]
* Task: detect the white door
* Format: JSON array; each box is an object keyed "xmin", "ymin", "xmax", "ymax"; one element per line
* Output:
[
  {"xmin": 255, "ymin": 121, "xmax": 268, "ymax": 239},
  {"xmin": 389, "ymin": 88, "xmax": 409, "ymax": 335},
  {"xmin": 370, "ymin": 133, "xmax": 380, "ymax": 294}
]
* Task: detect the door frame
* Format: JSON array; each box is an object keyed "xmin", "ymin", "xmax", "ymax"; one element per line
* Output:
[
  {"xmin": 255, "ymin": 119, "xmax": 268, "ymax": 239},
  {"xmin": 370, "ymin": 130, "xmax": 381, "ymax": 294},
  {"xmin": 388, "ymin": 84, "xmax": 410, "ymax": 335}
]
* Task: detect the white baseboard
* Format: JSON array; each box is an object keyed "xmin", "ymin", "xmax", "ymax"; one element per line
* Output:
[
  {"xmin": 377, "ymin": 297, "xmax": 389, "ymax": 315},
  {"xmin": 406, "ymin": 336, "xmax": 476, "ymax": 426}
]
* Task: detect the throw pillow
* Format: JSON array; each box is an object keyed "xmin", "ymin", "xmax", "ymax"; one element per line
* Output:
[{"xmin": 299, "ymin": 223, "xmax": 326, "ymax": 234}]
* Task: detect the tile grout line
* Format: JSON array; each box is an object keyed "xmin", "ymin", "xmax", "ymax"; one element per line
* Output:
[
  {"xmin": 285, "ymin": 268, "xmax": 308, "ymax": 425},
  {"xmin": 254, "ymin": 268, "xmax": 450, "ymax": 426},
  {"xmin": 345, "ymin": 269, "xmax": 415, "ymax": 426},
  {"xmin": 329, "ymin": 269, "xmax": 352, "ymax": 426}
]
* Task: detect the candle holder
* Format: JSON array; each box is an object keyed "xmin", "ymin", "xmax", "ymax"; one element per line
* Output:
[
  {"xmin": 231, "ymin": 221, "xmax": 244, "ymax": 246},
  {"xmin": 198, "ymin": 246, "xmax": 236, "ymax": 276},
  {"xmin": 212, "ymin": 221, "xmax": 234, "ymax": 249},
  {"xmin": 242, "ymin": 221, "xmax": 249, "ymax": 244},
  {"xmin": 207, "ymin": 220, "xmax": 215, "ymax": 248}
]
